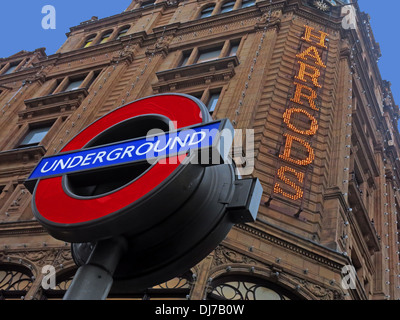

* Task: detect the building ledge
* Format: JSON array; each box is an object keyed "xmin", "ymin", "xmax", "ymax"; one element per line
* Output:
[
  {"xmin": 20, "ymin": 89, "xmax": 88, "ymax": 120},
  {"xmin": 0, "ymin": 220, "xmax": 46, "ymax": 237},
  {"xmin": 153, "ymin": 56, "xmax": 239, "ymax": 93},
  {"xmin": 0, "ymin": 146, "xmax": 46, "ymax": 165}
]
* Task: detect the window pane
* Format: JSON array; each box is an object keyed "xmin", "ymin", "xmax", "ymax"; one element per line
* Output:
[
  {"xmin": 179, "ymin": 52, "xmax": 191, "ymax": 67},
  {"xmin": 84, "ymin": 38, "xmax": 95, "ymax": 48},
  {"xmin": 189, "ymin": 92, "xmax": 204, "ymax": 100},
  {"xmin": 200, "ymin": 6, "xmax": 215, "ymax": 18},
  {"xmin": 4, "ymin": 65, "xmax": 18, "ymax": 75},
  {"xmin": 207, "ymin": 91, "xmax": 221, "ymax": 113},
  {"xmin": 220, "ymin": 1, "xmax": 235, "ymax": 13},
  {"xmin": 141, "ymin": 0, "xmax": 155, "ymax": 8},
  {"xmin": 100, "ymin": 33, "xmax": 112, "ymax": 44},
  {"xmin": 117, "ymin": 28, "xmax": 129, "ymax": 40},
  {"xmin": 65, "ymin": 79, "xmax": 84, "ymax": 92},
  {"xmin": 241, "ymin": 0, "xmax": 255, "ymax": 8},
  {"xmin": 197, "ymin": 48, "xmax": 222, "ymax": 64},
  {"xmin": 20, "ymin": 126, "xmax": 51, "ymax": 146},
  {"xmin": 229, "ymin": 43, "xmax": 239, "ymax": 56}
]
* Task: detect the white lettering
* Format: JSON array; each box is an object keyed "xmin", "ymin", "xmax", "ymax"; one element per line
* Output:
[
  {"xmin": 153, "ymin": 138, "xmax": 172, "ymax": 153},
  {"xmin": 121, "ymin": 146, "xmax": 135, "ymax": 159},
  {"xmin": 107, "ymin": 148, "xmax": 123, "ymax": 161},
  {"xmin": 171, "ymin": 134, "xmax": 191, "ymax": 150},
  {"xmin": 40, "ymin": 160, "xmax": 57, "ymax": 173},
  {"xmin": 188, "ymin": 131, "xmax": 207, "ymax": 146},
  {"xmin": 53, "ymin": 158, "xmax": 72, "ymax": 171},
  {"xmin": 155, "ymin": 304, "xmax": 189, "ymax": 318},
  {"xmin": 82, "ymin": 153, "xmax": 96, "ymax": 166},
  {"xmin": 67, "ymin": 156, "xmax": 83, "ymax": 169},
  {"xmin": 41, "ymin": 265, "xmax": 56, "ymax": 290},
  {"xmin": 93, "ymin": 151, "xmax": 107, "ymax": 164},
  {"xmin": 41, "ymin": 5, "xmax": 56, "ymax": 30},
  {"xmin": 136, "ymin": 143, "xmax": 154, "ymax": 156}
]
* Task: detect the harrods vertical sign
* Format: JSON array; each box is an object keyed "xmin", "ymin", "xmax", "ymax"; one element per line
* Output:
[{"xmin": 273, "ymin": 25, "xmax": 329, "ymax": 203}]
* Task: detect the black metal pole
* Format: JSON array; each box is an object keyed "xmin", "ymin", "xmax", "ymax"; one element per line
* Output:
[{"xmin": 63, "ymin": 236, "xmax": 127, "ymax": 300}]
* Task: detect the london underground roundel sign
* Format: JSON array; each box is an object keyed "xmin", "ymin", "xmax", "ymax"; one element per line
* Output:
[{"xmin": 25, "ymin": 94, "xmax": 262, "ymax": 290}]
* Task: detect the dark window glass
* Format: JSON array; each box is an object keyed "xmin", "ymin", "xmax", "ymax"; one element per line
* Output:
[
  {"xmin": 200, "ymin": 5, "xmax": 215, "ymax": 18},
  {"xmin": 220, "ymin": 1, "xmax": 235, "ymax": 13},
  {"xmin": 241, "ymin": 0, "xmax": 255, "ymax": 8}
]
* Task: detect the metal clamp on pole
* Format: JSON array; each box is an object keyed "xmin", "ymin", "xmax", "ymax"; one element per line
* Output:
[{"xmin": 63, "ymin": 236, "xmax": 127, "ymax": 300}]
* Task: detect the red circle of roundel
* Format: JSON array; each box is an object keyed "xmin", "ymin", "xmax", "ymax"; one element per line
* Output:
[{"xmin": 34, "ymin": 94, "xmax": 205, "ymax": 225}]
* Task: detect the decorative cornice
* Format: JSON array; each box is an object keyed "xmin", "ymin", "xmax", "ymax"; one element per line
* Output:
[
  {"xmin": 0, "ymin": 146, "xmax": 46, "ymax": 166},
  {"xmin": 234, "ymin": 223, "xmax": 346, "ymax": 271},
  {"xmin": 19, "ymin": 89, "xmax": 88, "ymax": 121},
  {"xmin": 153, "ymin": 56, "xmax": 238, "ymax": 93},
  {"xmin": 0, "ymin": 221, "xmax": 47, "ymax": 237}
]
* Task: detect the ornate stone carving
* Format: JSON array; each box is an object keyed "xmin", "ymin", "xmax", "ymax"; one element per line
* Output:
[
  {"xmin": 111, "ymin": 45, "xmax": 137, "ymax": 65},
  {"xmin": 146, "ymin": 36, "xmax": 173, "ymax": 57},
  {"xmin": 25, "ymin": 65, "xmax": 53, "ymax": 85},
  {"xmin": 212, "ymin": 245, "xmax": 258, "ymax": 268},
  {"xmin": 289, "ymin": 276, "xmax": 345, "ymax": 300},
  {"xmin": 255, "ymin": 10, "xmax": 281, "ymax": 32}
]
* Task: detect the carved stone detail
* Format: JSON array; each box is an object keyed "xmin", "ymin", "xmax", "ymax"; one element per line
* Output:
[
  {"xmin": 212, "ymin": 245, "xmax": 258, "ymax": 268},
  {"xmin": 111, "ymin": 45, "xmax": 138, "ymax": 65},
  {"xmin": 146, "ymin": 36, "xmax": 173, "ymax": 57}
]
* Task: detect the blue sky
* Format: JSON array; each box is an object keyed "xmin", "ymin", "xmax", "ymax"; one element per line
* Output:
[{"xmin": 0, "ymin": 1, "xmax": 399, "ymax": 109}]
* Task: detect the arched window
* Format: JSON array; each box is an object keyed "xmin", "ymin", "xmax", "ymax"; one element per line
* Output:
[
  {"xmin": 116, "ymin": 26, "xmax": 130, "ymax": 40},
  {"xmin": 0, "ymin": 265, "xmax": 34, "ymax": 300},
  {"xmin": 207, "ymin": 275, "xmax": 301, "ymax": 300},
  {"xmin": 240, "ymin": 0, "xmax": 255, "ymax": 8},
  {"xmin": 100, "ymin": 31, "xmax": 113, "ymax": 44},
  {"xmin": 141, "ymin": 0, "xmax": 156, "ymax": 8},
  {"xmin": 220, "ymin": 1, "xmax": 235, "ymax": 13},
  {"xmin": 83, "ymin": 35, "xmax": 96, "ymax": 48},
  {"xmin": 199, "ymin": 5, "xmax": 215, "ymax": 18}
]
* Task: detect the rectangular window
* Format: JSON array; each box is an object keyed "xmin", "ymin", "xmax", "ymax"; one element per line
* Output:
[
  {"xmin": 196, "ymin": 47, "xmax": 222, "ymax": 64},
  {"xmin": 179, "ymin": 52, "xmax": 191, "ymax": 67},
  {"xmin": 64, "ymin": 78, "xmax": 85, "ymax": 92},
  {"xmin": 207, "ymin": 90, "xmax": 221, "ymax": 113},
  {"xmin": 229, "ymin": 42, "xmax": 239, "ymax": 56},
  {"xmin": 189, "ymin": 92, "xmax": 204, "ymax": 100},
  {"xmin": 19, "ymin": 126, "xmax": 52, "ymax": 148},
  {"xmin": 188, "ymin": 88, "xmax": 222, "ymax": 114},
  {"xmin": 4, "ymin": 64, "xmax": 18, "ymax": 75},
  {"xmin": 177, "ymin": 39, "xmax": 240, "ymax": 69}
]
